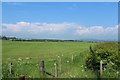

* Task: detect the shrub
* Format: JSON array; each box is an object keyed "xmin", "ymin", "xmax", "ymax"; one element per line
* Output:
[{"xmin": 86, "ymin": 42, "xmax": 120, "ymax": 71}]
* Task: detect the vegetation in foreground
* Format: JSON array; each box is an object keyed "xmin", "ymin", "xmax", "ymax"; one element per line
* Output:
[
  {"xmin": 2, "ymin": 41, "xmax": 119, "ymax": 78},
  {"xmin": 86, "ymin": 42, "xmax": 120, "ymax": 78}
]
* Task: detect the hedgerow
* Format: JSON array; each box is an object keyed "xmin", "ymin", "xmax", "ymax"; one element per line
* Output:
[{"xmin": 86, "ymin": 42, "xmax": 120, "ymax": 71}]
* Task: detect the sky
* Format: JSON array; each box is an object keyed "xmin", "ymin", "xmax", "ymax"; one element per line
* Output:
[
  {"xmin": 2, "ymin": 0, "xmax": 120, "ymax": 2},
  {"xmin": 1, "ymin": 2, "xmax": 118, "ymax": 41}
]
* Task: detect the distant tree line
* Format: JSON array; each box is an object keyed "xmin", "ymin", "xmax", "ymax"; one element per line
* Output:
[
  {"xmin": 0, "ymin": 35, "xmax": 86, "ymax": 42},
  {"xmin": 0, "ymin": 36, "xmax": 17, "ymax": 40},
  {"xmin": 1, "ymin": 35, "xmax": 111, "ymax": 42}
]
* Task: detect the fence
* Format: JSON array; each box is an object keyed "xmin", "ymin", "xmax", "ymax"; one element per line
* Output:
[
  {"xmin": 7, "ymin": 55, "xmax": 114, "ymax": 79},
  {"xmin": 17, "ymin": 59, "xmax": 104, "ymax": 80}
]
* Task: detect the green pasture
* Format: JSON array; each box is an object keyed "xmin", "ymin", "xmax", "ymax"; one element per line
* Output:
[{"xmin": 2, "ymin": 41, "xmax": 107, "ymax": 78}]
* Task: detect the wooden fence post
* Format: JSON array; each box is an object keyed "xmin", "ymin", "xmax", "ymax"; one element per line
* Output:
[
  {"xmin": 72, "ymin": 55, "xmax": 74, "ymax": 63},
  {"xmin": 9, "ymin": 63, "xmax": 12, "ymax": 74},
  {"xmin": 40, "ymin": 60, "xmax": 44, "ymax": 75},
  {"xmin": 60, "ymin": 57, "xmax": 62, "ymax": 74},
  {"xmin": 19, "ymin": 75, "xmax": 25, "ymax": 80},
  {"xmin": 100, "ymin": 60, "xmax": 103, "ymax": 76},
  {"xmin": 54, "ymin": 62, "xmax": 58, "ymax": 77}
]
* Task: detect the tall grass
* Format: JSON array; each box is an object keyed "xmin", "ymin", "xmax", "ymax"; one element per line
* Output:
[{"xmin": 3, "ymin": 41, "xmax": 117, "ymax": 78}]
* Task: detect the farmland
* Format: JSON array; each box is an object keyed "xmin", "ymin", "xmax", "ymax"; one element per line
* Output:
[{"xmin": 2, "ymin": 41, "xmax": 119, "ymax": 78}]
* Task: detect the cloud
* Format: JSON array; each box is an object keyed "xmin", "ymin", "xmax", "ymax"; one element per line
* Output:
[
  {"xmin": 75, "ymin": 25, "xmax": 118, "ymax": 40},
  {"xmin": 1, "ymin": 22, "xmax": 118, "ymax": 40},
  {"xmin": 2, "ymin": 22, "xmax": 77, "ymax": 34},
  {"xmin": 6, "ymin": 2, "xmax": 24, "ymax": 6}
]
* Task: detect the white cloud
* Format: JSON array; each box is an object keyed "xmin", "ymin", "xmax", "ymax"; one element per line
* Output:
[
  {"xmin": 1, "ymin": 22, "xmax": 118, "ymax": 40},
  {"xmin": 7, "ymin": 2, "xmax": 24, "ymax": 6},
  {"xmin": 75, "ymin": 25, "xmax": 118, "ymax": 40},
  {"xmin": 76, "ymin": 25, "xmax": 118, "ymax": 35},
  {"xmin": 2, "ymin": 22, "xmax": 78, "ymax": 34}
]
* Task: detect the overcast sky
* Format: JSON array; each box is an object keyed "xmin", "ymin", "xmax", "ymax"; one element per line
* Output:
[{"xmin": 1, "ymin": 2, "xmax": 118, "ymax": 40}]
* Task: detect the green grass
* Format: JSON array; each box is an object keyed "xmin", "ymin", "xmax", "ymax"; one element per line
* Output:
[{"xmin": 2, "ymin": 40, "xmax": 98, "ymax": 78}]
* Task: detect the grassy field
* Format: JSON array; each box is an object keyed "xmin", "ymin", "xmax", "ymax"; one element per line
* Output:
[{"xmin": 2, "ymin": 40, "xmax": 100, "ymax": 78}]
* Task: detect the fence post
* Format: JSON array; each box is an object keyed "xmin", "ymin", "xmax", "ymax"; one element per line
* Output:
[
  {"xmin": 54, "ymin": 62, "xmax": 58, "ymax": 77},
  {"xmin": 60, "ymin": 57, "xmax": 62, "ymax": 74},
  {"xmin": 100, "ymin": 60, "xmax": 103, "ymax": 76},
  {"xmin": 9, "ymin": 63, "xmax": 12, "ymax": 74},
  {"xmin": 19, "ymin": 75, "xmax": 25, "ymax": 80},
  {"xmin": 40, "ymin": 60, "xmax": 44, "ymax": 75},
  {"xmin": 72, "ymin": 55, "xmax": 74, "ymax": 63}
]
